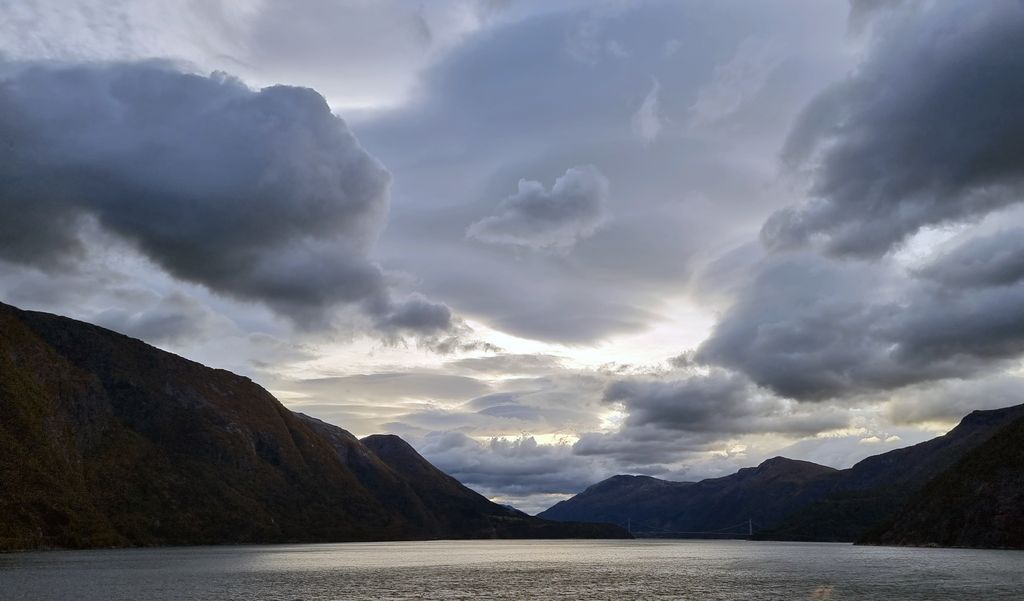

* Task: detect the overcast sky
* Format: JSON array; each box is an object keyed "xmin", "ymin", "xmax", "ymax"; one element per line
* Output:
[{"xmin": 3, "ymin": 0, "xmax": 1024, "ymax": 513}]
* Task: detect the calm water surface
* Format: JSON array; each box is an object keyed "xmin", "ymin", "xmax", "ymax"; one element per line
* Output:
[{"xmin": 2, "ymin": 540, "xmax": 1022, "ymax": 600}]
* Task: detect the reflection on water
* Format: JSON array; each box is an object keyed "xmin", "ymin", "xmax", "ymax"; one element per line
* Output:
[{"xmin": 2, "ymin": 540, "xmax": 1022, "ymax": 600}]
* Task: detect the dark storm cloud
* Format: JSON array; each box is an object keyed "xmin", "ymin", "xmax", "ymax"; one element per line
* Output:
[
  {"xmin": 374, "ymin": 293, "xmax": 453, "ymax": 334},
  {"xmin": 915, "ymin": 228, "xmax": 1024, "ymax": 289},
  {"xmin": 697, "ymin": 254, "xmax": 907, "ymax": 400},
  {"xmin": 602, "ymin": 370, "xmax": 849, "ymax": 436},
  {"xmin": 763, "ymin": 1, "xmax": 1024, "ymax": 257},
  {"xmin": 697, "ymin": 244, "xmax": 1024, "ymax": 401},
  {"xmin": 606, "ymin": 371, "xmax": 769, "ymax": 433},
  {"xmin": 467, "ymin": 165, "xmax": 610, "ymax": 251},
  {"xmin": 0, "ymin": 61, "xmax": 386, "ymax": 310},
  {"xmin": 889, "ymin": 282, "xmax": 1024, "ymax": 367},
  {"xmin": 0, "ymin": 59, "xmax": 458, "ymax": 335}
]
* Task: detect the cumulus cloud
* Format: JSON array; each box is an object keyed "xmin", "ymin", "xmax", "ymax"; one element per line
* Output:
[
  {"xmin": 466, "ymin": 165, "xmax": 610, "ymax": 251},
  {"xmin": 0, "ymin": 61, "xmax": 384, "ymax": 315},
  {"xmin": 763, "ymin": 1, "xmax": 1024, "ymax": 257},
  {"xmin": 0, "ymin": 59, "xmax": 462, "ymax": 339}
]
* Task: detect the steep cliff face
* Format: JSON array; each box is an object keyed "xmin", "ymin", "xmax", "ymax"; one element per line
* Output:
[
  {"xmin": 859, "ymin": 414, "xmax": 1024, "ymax": 549},
  {"xmin": 0, "ymin": 302, "xmax": 627, "ymax": 550}
]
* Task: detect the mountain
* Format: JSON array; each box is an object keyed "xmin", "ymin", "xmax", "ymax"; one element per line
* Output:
[
  {"xmin": 762, "ymin": 404, "xmax": 1024, "ymax": 542},
  {"xmin": 539, "ymin": 457, "xmax": 837, "ymax": 535},
  {"xmin": 540, "ymin": 405, "xmax": 1024, "ymax": 546},
  {"xmin": 0, "ymin": 302, "xmax": 627, "ymax": 550},
  {"xmin": 859, "ymin": 413, "xmax": 1024, "ymax": 549}
]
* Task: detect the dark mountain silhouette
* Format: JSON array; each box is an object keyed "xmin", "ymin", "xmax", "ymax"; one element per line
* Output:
[
  {"xmin": 859, "ymin": 413, "xmax": 1024, "ymax": 549},
  {"xmin": 0, "ymin": 302, "xmax": 626, "ymax": 550},
  {"xmin": 539, "ymin": 457, "xmax": 837, "ymax": 535},
  {"xmin": 763, "ymin": 404, "xmax": 1024, "ymax": 542},
  {"xmin": 540, "ymin": 405, "xmax": 1024, "ymax": 547}
]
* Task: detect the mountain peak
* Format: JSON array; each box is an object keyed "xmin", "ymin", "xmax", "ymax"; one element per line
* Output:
[
  {"xmin": 756, "ymin": 456, "xmax": 835, "ymax": 473},
  {"xmin": 758, "ymin": 456, "xmax": 799, "ymax": 468}
]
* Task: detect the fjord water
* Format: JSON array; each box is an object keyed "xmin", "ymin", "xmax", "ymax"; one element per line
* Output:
[{"xmin": 3, "ymin": 540, "xmax": 1021, "ymax": 600}]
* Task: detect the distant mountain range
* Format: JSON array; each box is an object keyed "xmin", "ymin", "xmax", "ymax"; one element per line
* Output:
[
  {"xmin": 540, "ymin": 404, "xmax": 1024, "ymax": 549},
  {"xmin": 539, "ymin": 457, "xmax": 837, "ymax": 537},
  {"xmin": 0, "ymin": 302, "xmax": 627, "ymax": 551}
]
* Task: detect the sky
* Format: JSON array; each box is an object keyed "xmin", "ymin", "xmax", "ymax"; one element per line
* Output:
[{"xmin": 3, "ymin": 0, "xmax": 1024, "ymax": 513}]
